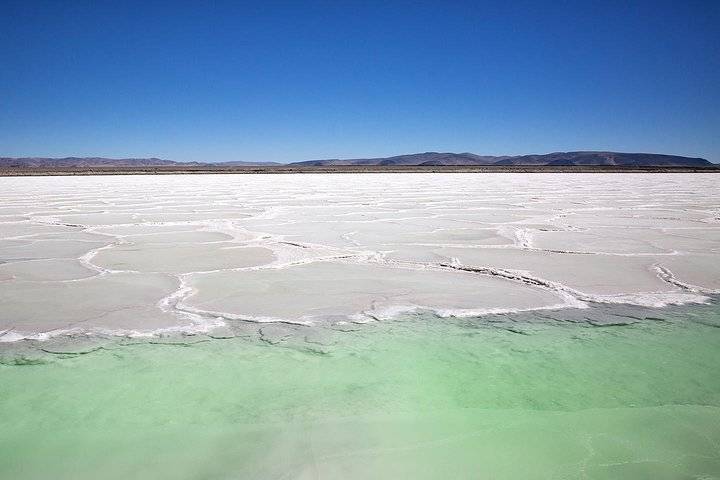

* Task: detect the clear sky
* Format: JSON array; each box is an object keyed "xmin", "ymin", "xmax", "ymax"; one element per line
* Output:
[{"xmin": 1, "ymin": 0, "xmax": 718, "ymax": 163}]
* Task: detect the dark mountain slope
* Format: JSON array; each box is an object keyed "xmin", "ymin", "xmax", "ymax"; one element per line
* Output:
[
  {"xmin": 290, "ymin": 151, "xmax": 711, "ymax": 167},
  {"xmin": 494, "ymin": 151, "xmax": 711, "ymax": 167}
]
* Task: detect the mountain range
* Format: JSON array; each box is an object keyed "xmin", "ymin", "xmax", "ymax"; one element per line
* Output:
[
  {"xmin": 0, "ymin": 157, "xmax": 283, "ymax": 167},
  {"xmin": 0, "ymin": 151, "xmax": 713, "ymax": 168},
  {"xmin": 292, "ymin": 151, "xmax": 712, "ymax": 167}
]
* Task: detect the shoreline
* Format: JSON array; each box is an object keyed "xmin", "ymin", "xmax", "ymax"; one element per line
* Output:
[
  {"xmin": 1, "ymin": 297, "xmax": 718, "ymax": 359},
  {"xmin": 1, "ymin": 164, "xmax": 719, "ymax": 176}
]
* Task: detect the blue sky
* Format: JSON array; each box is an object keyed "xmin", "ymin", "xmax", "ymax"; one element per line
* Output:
[{"xmin": 1, "ymin": 1, "xmax": 718, "ymax": 162}]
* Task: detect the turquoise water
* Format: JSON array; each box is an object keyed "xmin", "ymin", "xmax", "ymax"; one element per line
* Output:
[{"xmin": 1, "ymin": 303, "xmax": 720, "ymax": 479}]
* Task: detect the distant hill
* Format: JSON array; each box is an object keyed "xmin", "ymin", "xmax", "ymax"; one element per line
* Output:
[
  {"xmin": 493, "ymin": 151, "xmax": 712, "ymax": 167},
  {"xmin": 0, "ymin": 151, "xmax": 713, "ymax": 168},
  {"xmin": 0, "ymin": 157, "xmax": 282, "ymax": 167},
  {"xmin": 290, "ymin": 151, "xmax": 712, "ymax": 167},
  {"xmin": 0, "ymin": 157, "xmax": 179, "ymax": 168},
  {"xmin": 213, "ymin": 160, "xmax": 284, "ymax": 166},
  {"xmin": 292, "ymin": 152, "xmax": 509, "ymax": 166}
]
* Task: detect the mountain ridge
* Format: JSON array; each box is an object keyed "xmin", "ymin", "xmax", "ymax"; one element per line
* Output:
[
  {"xmin": 290, "ymin": 151, "xmax": 712, "ymax": 167},
  {"xmin": 0, "ymin": 157, "xmax": 283, "ymax": 167},
  {"xmin": 0, "ymin": 151, "xmax": 713, "ymax": 168}
]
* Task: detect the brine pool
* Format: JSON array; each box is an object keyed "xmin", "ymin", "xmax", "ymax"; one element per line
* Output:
[{"xmin": 2, "ymin": 301, "xmax": 719, "ymax": 480}]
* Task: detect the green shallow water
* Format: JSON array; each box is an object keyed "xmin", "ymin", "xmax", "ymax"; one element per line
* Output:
[{"xmin": 2, "ymin": 303, "xmax": 720, "ymax": 479}]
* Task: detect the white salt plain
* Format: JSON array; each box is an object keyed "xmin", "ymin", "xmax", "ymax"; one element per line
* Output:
[{"xmin": 1, "ymin": 173, "xmax": 718, "ymax": 341}]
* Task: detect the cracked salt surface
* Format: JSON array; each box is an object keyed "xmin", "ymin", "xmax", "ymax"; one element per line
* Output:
[{"xmin": 0, "ymin": 173, "xmax": 719, "ymax": 340}]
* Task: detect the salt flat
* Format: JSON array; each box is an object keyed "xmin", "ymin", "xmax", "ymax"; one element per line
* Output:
[{"xmin": 0, "ymin": 173, "xmax": 718, "ymax": 340}]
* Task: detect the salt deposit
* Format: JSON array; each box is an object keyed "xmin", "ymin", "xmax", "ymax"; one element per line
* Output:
[{"xmin": 1, "ymin": 173, "xmax": 718, "ymax": 340}]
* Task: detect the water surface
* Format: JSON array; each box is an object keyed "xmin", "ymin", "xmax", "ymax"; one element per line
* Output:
[{"xmin": 2, "ymin": 302, "xmax": 719, "ymax": 479}]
